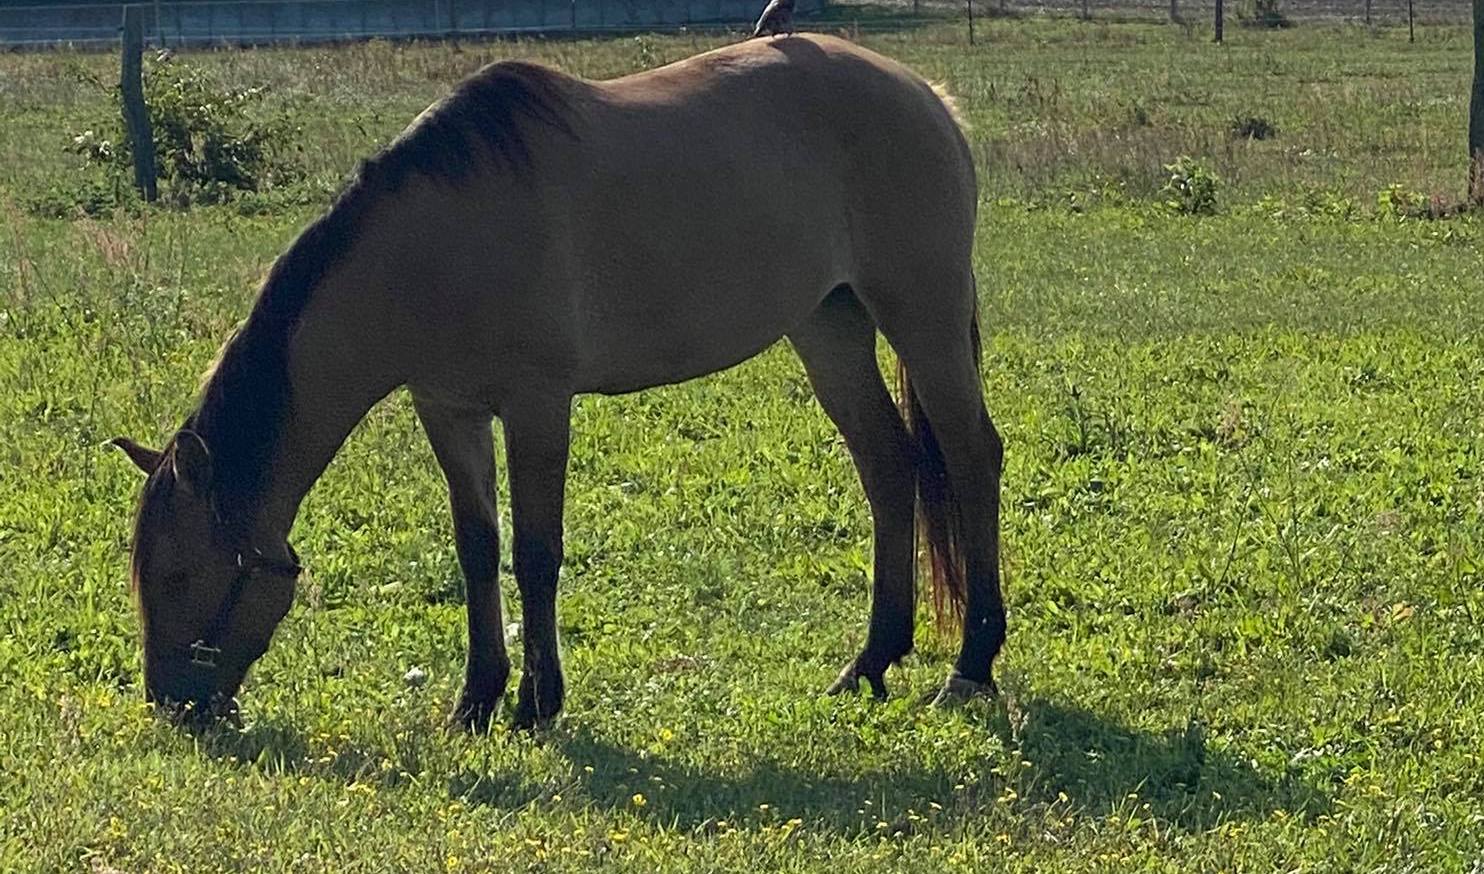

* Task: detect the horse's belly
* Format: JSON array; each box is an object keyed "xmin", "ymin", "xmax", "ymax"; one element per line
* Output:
[
  {"xmin": 575, "ymin": 275, "xmax": 830, "ymax": 396},
  {"xmin": 568, "ymin": 191, "xmax": 848, "ymax": 395}
]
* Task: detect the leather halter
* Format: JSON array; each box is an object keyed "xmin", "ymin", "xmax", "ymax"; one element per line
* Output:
[{"xmin": 185, "ymin": 546, "xmax": 301, "ymax": 669}]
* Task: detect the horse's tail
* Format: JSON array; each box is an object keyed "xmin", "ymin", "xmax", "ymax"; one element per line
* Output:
[{"xmin": 897, "ymin": 294, "xmax": 981, "ymax": 629}]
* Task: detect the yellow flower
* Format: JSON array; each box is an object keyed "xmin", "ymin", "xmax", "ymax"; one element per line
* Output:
[{"xmin": 631, "ymin": 793, "xmax": 647, "ymax": 808}]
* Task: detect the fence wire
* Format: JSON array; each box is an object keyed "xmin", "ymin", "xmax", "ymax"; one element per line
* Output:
[{"xmin": 0, "ymin": 0, "xmax": 1470, "ymax": 47}]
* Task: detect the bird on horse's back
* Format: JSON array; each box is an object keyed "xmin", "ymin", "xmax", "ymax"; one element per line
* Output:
[{"xmin": 114, "ymin": 34, "xmax": 1005, "ymax": 731}]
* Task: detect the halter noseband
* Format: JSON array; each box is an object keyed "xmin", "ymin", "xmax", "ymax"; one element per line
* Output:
[{"xmin": 185, "ymin": 546, "xmax": 301, "ymax": 669}]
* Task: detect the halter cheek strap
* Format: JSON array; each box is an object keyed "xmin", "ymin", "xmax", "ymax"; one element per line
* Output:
[{"xmin": 185, "ymin": 546, "xmax": 301, "ymax": 669}]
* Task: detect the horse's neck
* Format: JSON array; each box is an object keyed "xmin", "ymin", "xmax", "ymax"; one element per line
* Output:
[{"xmin": 247, "ymin": 268, "xmax": 406, "ymax": 549}]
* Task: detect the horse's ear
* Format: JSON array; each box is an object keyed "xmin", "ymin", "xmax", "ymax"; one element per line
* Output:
[
  {"xmin": 110, "ymin": 437, "xmax": 163, "ymax": 474},
  {"xmin": 170, "ymin": 430, "xmax": 213, "ymax": 496}
]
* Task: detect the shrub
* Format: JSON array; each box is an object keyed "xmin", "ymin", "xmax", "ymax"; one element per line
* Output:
[
  {"xmin": 1160, "ymin": 157, "xmax": 1220, "ymax": 216},
  {"xmin": 1239, "ymin": 0, "xmax": 1289, "ymax": 27},
  {"xmin": 1375, "ymin": 185, "xmax": 1469, "ymax": 220},
  {"xmin": 57, "ymin": 54, "xmax": 300, "ymax": 212},
  {"xmin": 1230, "ymin": 114, "xmax": 1277, "ymax": 140},
  {"xmin": 632, "ymin": 35, "xmax": 661, "ymax": 70},
  {"xmin": 1376, "ymin": 184, "xmax": 1426, "ymax": 218}
]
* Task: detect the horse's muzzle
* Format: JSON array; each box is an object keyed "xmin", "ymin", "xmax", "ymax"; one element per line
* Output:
[{"xmin": 145, "ymin": 656, "xmax": 245, "ymax": 727}]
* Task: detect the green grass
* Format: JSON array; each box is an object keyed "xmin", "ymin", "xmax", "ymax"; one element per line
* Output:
[{"xmin": 2, "ymin": 19, "xmax": 1483, "ymax": 873}]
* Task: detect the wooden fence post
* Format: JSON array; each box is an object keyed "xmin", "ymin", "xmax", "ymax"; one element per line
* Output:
[
  {"xmin": 1214, "ymin": 0, "xmax": 1223, "ymax": 42},
  {"xmin": 120, "ymin": 5, "xmax": 156, "ymax": 202},
  {"xmin": 1407, "ymin": 0, "xmax": 1415, "ymax": 41},
  {"xmin": 967, "ymin": 0, "xmax": 975, "ymax": 45},
  {"xmin": 1470, "ymin": 0, "xmax": 1483, "ymax": 202},
  {"xmin": 1170, "ymin": 0, "xmax": 1179, "ymax": 23}
]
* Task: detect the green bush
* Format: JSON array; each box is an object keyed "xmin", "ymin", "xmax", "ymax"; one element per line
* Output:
[
  {"xmin": 1376, "ymin": 184, "xmax": 1424, "ymax": 218},
  {"xmin": 58, "ymin": 55, "xmax": 300, "ymax": 212},
  {"xmin": 1230, "ymin": 114, "xmax": 1277, "ymax": 140},
  {"xmin": 1239, "ymin": 0, "xmax": 1289, "ymax": 27},
  {"xmin": 1160, "ymin": 156, "xmax": 1220, "ymax": 216}
]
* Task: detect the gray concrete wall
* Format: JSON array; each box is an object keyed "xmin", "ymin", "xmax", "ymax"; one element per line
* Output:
[{"xmin": 0, "ymin": 0, "xmax": 821, "ymax": 47}]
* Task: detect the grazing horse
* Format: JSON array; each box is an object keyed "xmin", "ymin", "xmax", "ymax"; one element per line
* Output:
[{"xmin": 112, "ymin": 34, "xmax": 1005, "ymax": 730}]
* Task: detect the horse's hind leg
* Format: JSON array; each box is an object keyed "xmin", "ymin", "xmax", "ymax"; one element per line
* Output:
[
  {"xmin": 788, "ymin": 286, "xmax": 918, "ymax": 699},
  {"xmin": 413, "ymin": 397, "xmax": 511, "ymax": 731},
  {"xmin": 868, "ymin": 273, "xmax": 1006, "ymax": 702}
]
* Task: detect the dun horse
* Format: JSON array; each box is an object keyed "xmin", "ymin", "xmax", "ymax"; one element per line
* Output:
[{"xmin": 113, "ymin": 34, "xmax": 1005, "ymax": 729}]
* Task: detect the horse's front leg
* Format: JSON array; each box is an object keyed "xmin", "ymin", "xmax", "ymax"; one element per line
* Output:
[
  {"xmin": 502, "ymin": 395, "xmax": 573, "ymax": 729},
  {"xmin": 414, "ymin": 398, "xmax": 511, "ymax": 731}
]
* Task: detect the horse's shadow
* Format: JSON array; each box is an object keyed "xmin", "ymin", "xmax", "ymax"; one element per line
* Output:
[
  {"xmin": 197, "ymin": 695, "xmax": 1328, "ymax": 835},
  {"xmin": 467, "ymin": 696, "xmax": 1329, "ymax": 833}
]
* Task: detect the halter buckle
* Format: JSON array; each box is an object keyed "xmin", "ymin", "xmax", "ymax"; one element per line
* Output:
[{"xmin": 189, "ymin": 640, "xmax": 221, "ymax": 667}]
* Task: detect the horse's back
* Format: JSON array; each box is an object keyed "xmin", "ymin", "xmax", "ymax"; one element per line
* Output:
[
  {"xmin": 543, "ymin": 37, "xmax": 976, "ymax": 392},
  {"xmin": 395, "ymin": 37, "xmax": 976, "ymax": 399}
]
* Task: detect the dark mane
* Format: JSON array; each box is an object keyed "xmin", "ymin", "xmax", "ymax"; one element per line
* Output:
[
  {"xmin": 184, "ymin": 60, "xmax": 576, "ymax": 535},
  {"xmin": 360, "ymin": 60, "xmax": 576, "ymax": 191}
]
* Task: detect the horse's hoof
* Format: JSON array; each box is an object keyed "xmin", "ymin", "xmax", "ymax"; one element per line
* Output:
[
  {"xmin": 827, "ymin": 661, "xmax": 888, "ymax": 700},
  {"xmin": 511, "ymin": 671, "xmax": 563, "ymax": 732},
  {"xmin": 929, "ymin": 674, "xmax": 998, "ymax": 707},
  {"xmin": 449, "ymin": 696, "xmax": 501, "ymax": 733},
  {"xmin": 510, "ymin": 700, "xmax": 558, "ymax": 732}
]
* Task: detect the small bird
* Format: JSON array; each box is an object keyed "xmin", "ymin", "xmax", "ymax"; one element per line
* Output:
[{"xmin": 751, "ymin": 0, "xmax": 795, "ymax": 38}]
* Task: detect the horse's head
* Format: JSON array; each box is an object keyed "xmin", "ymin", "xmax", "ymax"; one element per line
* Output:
[{"xmin": 113, "ymin": 431, "xmax": 298, "ymax": 721}]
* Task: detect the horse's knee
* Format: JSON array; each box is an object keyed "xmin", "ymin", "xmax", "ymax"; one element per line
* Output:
[
  {"xmin": 985, "ymin": 415, "xmax": 1004, "ymax": 475},
  {"xmin": 513, "ymin": 536, "xmax": 562, "ymax": 590}
]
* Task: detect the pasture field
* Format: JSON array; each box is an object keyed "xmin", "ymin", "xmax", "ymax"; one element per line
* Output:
[{"xmin": 2, "ymin": 18, "xmax": 1483, "ymax": 872}]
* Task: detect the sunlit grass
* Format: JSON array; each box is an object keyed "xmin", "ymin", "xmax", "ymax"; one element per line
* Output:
[{"xmin": 1, "ymin": 19, "xmax": 1482, "ymax": 873}]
